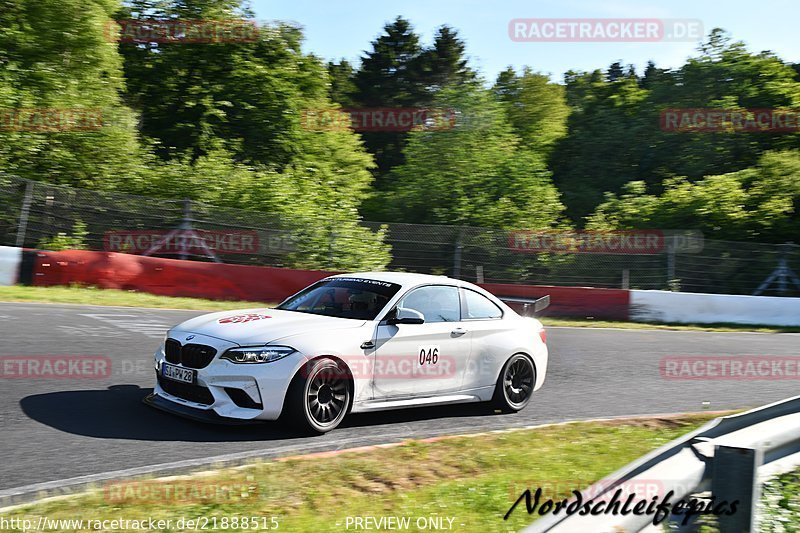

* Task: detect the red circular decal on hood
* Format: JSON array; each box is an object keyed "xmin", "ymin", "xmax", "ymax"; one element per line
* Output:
[{"xmin": 218, "ymin": 314, "xmax": 271, "ymax": 324}]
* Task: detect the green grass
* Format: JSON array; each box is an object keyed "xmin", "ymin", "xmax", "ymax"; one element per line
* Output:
[
  {"xmin": 1, "ymin": 414, "xmax": 720, "ymax": 532},
  {"xmin": 0, "ymin": 285, "xmax": 273, "ymax": 311},
  {"xmin": 0, "ymin": 285, "xmax": 796, "ymax": 332}
]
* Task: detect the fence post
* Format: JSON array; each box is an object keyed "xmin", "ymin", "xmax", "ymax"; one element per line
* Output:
[
  {"xmin": 712, "ymin": 445, "xmax": 762, "ymax": 532},
  {"xmin": 666, "ymin": 235, "xmax": 677, "ymax": 291},
  {"xmin": 15, "ymin": 179, "xmax": 34, "ymax": 247},
  {"xmin": 453, "ymin": 229, "xmax": 464, "ymax": 279},
  {"xmin": 329, "ymin": 226, "xmax": 336, "ymax": 268},
  {"xmin": 179, "ymin": 198, "xmax": 192, "ymax": 261}
]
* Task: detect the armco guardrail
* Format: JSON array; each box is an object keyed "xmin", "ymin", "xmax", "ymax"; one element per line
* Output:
[{"xmin": 524, "ymin": 395, "xmax": 800, "ymax": 532}]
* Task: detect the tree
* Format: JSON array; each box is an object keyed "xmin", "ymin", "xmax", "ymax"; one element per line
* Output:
[
  {"xmin": 354, "ymin": 17, "xmax": 423, "ymax": 107},
  {"xmin": 115, "ymin": 131, "xmax": 392, "ymax": 271},
  {"xmin": 493, "ymin": 67, "xmax": 569, "ymax": 156},
  {"xmin": 640, "ymin": 60, "xmax": 665, "ymax": 89},
  {"xmin": 415, "ymin": 26, "xmax": 475, "ymax": 97},
  {"xmin": 607, "ymin": 61, "xmax": 624, "ymax": 82},
  {"xmin": 587, "ymin": 151, "xmax": 800, "ymax": 243},
  {"xmin": 352, "ymin": 18, "xmax": 476, "ymax": 184},
  {"xmin": 549, "ymin": 70, "xmax": 651, "ymax": 222},
  {"xmin": 327, "ymin": 60, "xmax": 357, "ymax": 107},
  {"xmin": 550, "ymin": 29, "xmax": 800, "ymax": 223},
  {"xmin": 0, "ymin": 0, "xmax": 144, "ymax": 188},
  {"xmin": 118, "ymin": 0, "xmax": 333, "ymax": 169},
  {"xmin": 375, "ymin": 84, "xmax": 566, "ymax": 229},
  {"xmin": 350, "ymin": 17, "xmax": 424, "ymax": 181}
]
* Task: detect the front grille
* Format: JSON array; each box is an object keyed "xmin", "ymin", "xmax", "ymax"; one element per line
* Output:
[
  {"xmin": 163, "ymin": 339, "xmax": 217, "ymax": 369},
  {"xmin": 157, "ymin": 374, "xmax": 215, "ymax": 405},
  {"xmin": 181, "ymin": 344, "xmax": 217, "ymax": 369},
  {"xmin": 164, "ymin": 339, "xmax": 182, "ymax": 364}
]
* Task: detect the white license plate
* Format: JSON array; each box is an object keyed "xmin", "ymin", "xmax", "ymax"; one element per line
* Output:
[{"xmin": 161, "ymin": 363, "xmax": 196, "ymax": 384}]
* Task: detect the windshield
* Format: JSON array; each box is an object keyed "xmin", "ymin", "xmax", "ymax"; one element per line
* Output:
[{"xmin": 277, "ymin": 277, "xmax": 402, "ymax": 320}]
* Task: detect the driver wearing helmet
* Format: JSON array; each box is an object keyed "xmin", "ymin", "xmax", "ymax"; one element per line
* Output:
[{"xmin": 348, "ymin": 290, "xmax": 376, "ymax": 318}]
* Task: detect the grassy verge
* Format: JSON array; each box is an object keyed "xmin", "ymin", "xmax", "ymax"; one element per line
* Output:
[
  {"xmin": 0, "ymin": 285, "xmax": 273, "ymax": 311},
  {"xmin": 0, "ymin": 285, "xmax": 796, "ymax": 332},
  {"xmin": 1, "ymin": 414, "xmax": 720, "ymax": 532}
]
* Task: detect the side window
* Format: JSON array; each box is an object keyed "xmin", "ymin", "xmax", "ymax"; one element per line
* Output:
[
  {"xmin": 397, "ymin": 285, "xmax": 460, "ymax": 323},
  {"xmin": 463, "ymin": 289, "xmax": 503, "ymax": 320}
]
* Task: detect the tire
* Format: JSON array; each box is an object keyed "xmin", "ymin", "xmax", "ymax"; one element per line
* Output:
[
  {"xmin": 492, "ymin": 354, "xmax": 536, "ymax": 413},
  {"xmin": 283, "ymin": 358, "xmax": 351, "ymax": 434}
]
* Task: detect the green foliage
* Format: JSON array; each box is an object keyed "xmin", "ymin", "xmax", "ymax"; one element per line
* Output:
[
  {"xmin": 118, "ymin": 2, "xmax": 328, "ymax": 168},
  {"xmin": 552, "ymin": 29, "xmax": 800, "ymax": 222},
  {"xmin": 2, "ymin": 3, "xmax": 799, "ymax": 261},
  {"xmin": 493, "ymin": 67, "xmax": 569, "ymax": 156},
  {"xmin": 352, "ymin": 18, "xmax": 476, "ymax": 181},
  {"xmin": 587, "ymin": 151, "xmax": 800, "ymax": 242},
  {"xmin": 376, "ymin": 84, "xmax": 566, "ymax": 229},
  {"xmin": 37, "ymin": 220, "xmax": 88, "ymax": 251},
  {"xmin": 760, "ymin": 468, "xmax": 800, "ymax": 532},
  {"xmin": 327, "ymin": 60, "xmax": 358, "ymax": 107},
  {"xmin": 0, "ymin": 0, "xmax": 144, "ymax": 188},
  {"xmin": 113, "ymin": 137, "xmax": 391, "ymax": 270}
]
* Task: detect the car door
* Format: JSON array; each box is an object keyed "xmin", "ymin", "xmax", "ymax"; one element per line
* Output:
[
  {"xmin": 458, "ymin": 288, "xmax": 509, "ymax": 392},
  {"xmin": 372, "ymin": 285, "xmax": 470, "ymax": 399}
]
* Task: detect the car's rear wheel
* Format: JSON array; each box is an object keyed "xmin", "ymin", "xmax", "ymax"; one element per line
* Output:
[
  {"xmin": 284, "ymin": 358, "xmax": 351, "ymax": 434},
  {"xmin": 492, "ymin": 354, "xmax": 535, "ymax": 413}
]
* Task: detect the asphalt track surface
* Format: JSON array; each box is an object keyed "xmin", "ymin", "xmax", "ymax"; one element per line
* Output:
[{"xmin": 1, "ymin": 301, "xmax": 799, "ymax": 501}]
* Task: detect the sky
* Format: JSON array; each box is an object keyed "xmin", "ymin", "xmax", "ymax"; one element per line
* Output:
[{"xmin": 253, "ymin": 0, "xmax": 799, "ymax": 82}]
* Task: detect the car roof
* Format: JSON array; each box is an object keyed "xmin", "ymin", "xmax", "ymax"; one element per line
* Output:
[
  {"xmin": 328, "ymin": 271, "xmax": 463, "ymax": 288},
  {"xmin": 324, "ymin": 272, "xmax": 513, "ymax": 312}
]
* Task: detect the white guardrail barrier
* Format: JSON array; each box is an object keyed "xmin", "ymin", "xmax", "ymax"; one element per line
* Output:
[
  {"xmin": 630, "ymin": 290, "xmax": 800, "ymax": 327},
  {"xmin": 524, "ymin": 395, "xmax": 800, "ymax": 532},
  {"xmin": 0, "ymin": 245, "xmax": 22, "ymax": 286}
]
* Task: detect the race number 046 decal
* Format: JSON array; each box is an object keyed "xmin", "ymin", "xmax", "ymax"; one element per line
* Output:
[{"xmin": 418, "ymin": 346, "xmax": 440, "ymax": 365}]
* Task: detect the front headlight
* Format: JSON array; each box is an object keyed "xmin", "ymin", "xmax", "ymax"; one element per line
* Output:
[{"xmin": 221, "ymin": 345, "xmax": 296, "ymax": 364}]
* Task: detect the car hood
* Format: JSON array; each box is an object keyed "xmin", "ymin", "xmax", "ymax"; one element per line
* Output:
[{"xmin": 172, "ymin": 308, "xmax": 367, "ymax": 345}]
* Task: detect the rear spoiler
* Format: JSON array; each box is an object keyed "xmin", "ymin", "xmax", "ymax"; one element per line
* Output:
[{"xmin": 498, "ymin": 295, "xmax": 550, "ymax": 316}]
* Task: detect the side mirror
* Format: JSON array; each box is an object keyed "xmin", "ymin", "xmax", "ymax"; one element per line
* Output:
[{"xmin": 387, "ymin": 307, "xmax": 425, "ymax": 325}]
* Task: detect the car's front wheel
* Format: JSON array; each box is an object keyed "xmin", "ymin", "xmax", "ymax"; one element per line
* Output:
[
  {"xmin": 283, "ymin": 358, "xmax": 351, "ymax": 434},
  {"xmin": 492, "ymin": 354, "xmax": 536, "ymax": 413}
]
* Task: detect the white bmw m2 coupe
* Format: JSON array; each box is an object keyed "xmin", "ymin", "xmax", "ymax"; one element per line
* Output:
[{"xmin": 145, "ymin": 272, "xmax": 548, "ymax": 433}]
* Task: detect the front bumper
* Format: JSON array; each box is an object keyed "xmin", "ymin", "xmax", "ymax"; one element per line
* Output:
[
  {"xmin": 143, "ymin": 392, "xmax": 263, "ymax": 425},
  {"xmin": 151, "ymin": 332, "xmax": 306, "ymax": 422}
]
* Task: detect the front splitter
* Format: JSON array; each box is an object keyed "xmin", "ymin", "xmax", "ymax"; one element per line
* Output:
[{"xmin": 143, "ymin": 393, "xmax": 263, "ymax": 426}]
